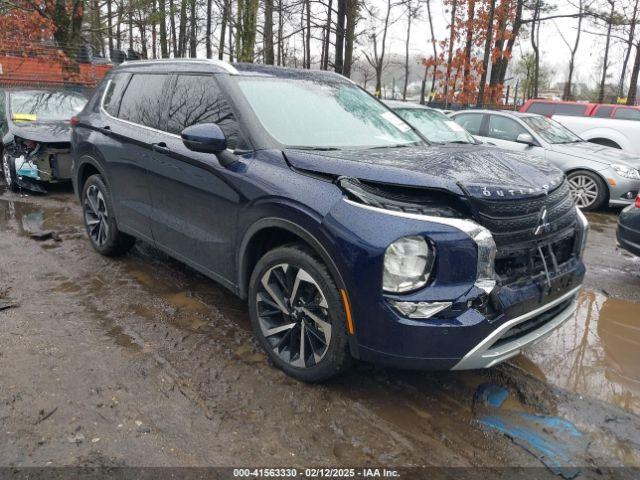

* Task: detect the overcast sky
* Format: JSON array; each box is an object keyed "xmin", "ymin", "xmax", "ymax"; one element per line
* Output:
[{"xmin": 376, "ymin": 0, "xmax": 630, "ymax": 89}]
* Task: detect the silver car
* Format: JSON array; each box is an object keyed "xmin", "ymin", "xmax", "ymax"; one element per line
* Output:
[{"xmin": 449, "ymin": 109, "xmax": 640, "ymax": 211}]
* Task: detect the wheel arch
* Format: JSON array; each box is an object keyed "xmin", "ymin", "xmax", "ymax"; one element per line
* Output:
[
  {"xmin": 74, "ymin": 152, "xmax": 109, "ymax": 199},
  {"xmin": 237, "ymin": 218, "xmax": 348, "ymax": 302},
  {"xmin": 578, "ymin": 128, "xmax": 629, "ymax": 151}
]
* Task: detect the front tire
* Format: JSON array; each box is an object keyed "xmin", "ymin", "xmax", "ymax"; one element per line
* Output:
[
  {"xmin": 567, "ymin": 170, "xmax": 608, "ymax": 211},
  {"xmin": 81, "ymin": 174, "xmax": 135, "ymax": 256},
  {"xmin": 2, "ymin": 151, "xmax": 19, "ymax": 192},
  {"xmin": 248, "ymin": 245, "xmax": 351, "ymax": 382}
]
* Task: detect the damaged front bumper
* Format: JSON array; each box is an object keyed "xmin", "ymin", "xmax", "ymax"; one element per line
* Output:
[{"xmin": 5, "ymin": 144, "xmax": 73, "ymax": 192}]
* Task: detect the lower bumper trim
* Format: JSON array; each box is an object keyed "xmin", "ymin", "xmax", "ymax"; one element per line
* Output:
[{"xmin": 452, "ymin": 285, "xmax": 581, "ymax": 370}]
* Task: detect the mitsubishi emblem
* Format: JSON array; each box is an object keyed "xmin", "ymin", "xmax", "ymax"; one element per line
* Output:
[{"xmin": 534, "ymin": 206, "xmax": 550, "ymax": 236}]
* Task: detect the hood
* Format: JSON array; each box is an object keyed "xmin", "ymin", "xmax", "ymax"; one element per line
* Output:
[
  {"xmin": 8, "ymin": 121, "xmax": 72, "ymax": 144},
  {"xmin": 284, "ymin": 144, "xmax": 565, "ymax": 200},
  {"xmin": 550, "ymin": 141, "xmax": 640, "ymax": 167}
]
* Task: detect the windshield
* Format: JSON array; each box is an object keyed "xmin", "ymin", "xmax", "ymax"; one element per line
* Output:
[
  {"xmin": 395, "ymin": 108, "xmax": 476, "ymax": 144},
  {"xmin": 9, "ymin": 91, "xmax": 86, "ymax": 122},
  {"xmin": 236, "ymin": 78, "xmax": 423, "ymax": 149},
  {"xmin": 521, "ymin": 115, "xmax": 581, "ymax": 144}
]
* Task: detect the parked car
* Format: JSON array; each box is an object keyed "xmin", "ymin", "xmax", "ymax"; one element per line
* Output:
[
  {"xmin": 1, "ymin": 88, "xmax": 87, "ymax": 192},
  {"xmin": 617, "ymin": 194, "xmax": 640, "ymax": 256},
  {"xmin": 521, "ymin": 99, "xmax": 640, "ymax": 121},
  {"xmin": 450, "ymin": 109, "xmax": 640, "ymax": 210},
  {"xmin": 384, "ymin": 100, "xmax": 477, "ymax": 145},
  {"xmin": 71, "ymin": 59, "xmax": 587, "ymax": 382},
  {"xmin": 550, "ymin": 114, "xmax": 640, "ymax": 153}
]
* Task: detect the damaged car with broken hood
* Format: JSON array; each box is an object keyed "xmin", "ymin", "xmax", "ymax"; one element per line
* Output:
[
  {"xmin": 70, "ymin": 60, "xmax": 588, "ymax": 382},
  {"xmin": 1, "ymin": 88, "xmax": 87, "ymax": 192}
]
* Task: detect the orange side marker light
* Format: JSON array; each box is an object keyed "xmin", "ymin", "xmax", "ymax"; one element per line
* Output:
[{"xmin": 340, "ymin": 289, "xmax": 355, "ymax": 335}]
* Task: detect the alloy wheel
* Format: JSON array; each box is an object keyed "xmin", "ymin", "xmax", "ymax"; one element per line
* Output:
[
  {"xmin": 84, "ymin": 184, "xmax": 110, "ymax": 247},
  {"xmin": 256, "ymin": 263, "xmax": 332, "ymax": 368},
  {"xmin": 568, "ymin": 174, "xmax": 599, "ymax": 209}
]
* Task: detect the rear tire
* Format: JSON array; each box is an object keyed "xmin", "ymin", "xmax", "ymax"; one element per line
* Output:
[
  {"xmin": 2, "ymin": 151, "xmax": 19, "ymax": 192},
  {"xmin": 81, "ymin": 174, "xmax": 135, "ymax": 256},
  {"xmin": 567, "ymin": 170, "xmax": 608, "ymax": 211},
  {"xmin": 248, "ymin": 245, "xmax": 351, "ymax": 382}
]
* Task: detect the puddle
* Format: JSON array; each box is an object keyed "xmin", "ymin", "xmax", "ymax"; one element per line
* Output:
[
  {"xmin": 584, "ymin": 212, "xmax": 619, "ymax": 233},
  {"xmin": 522, "ymin": 290, "xmax": 640, "ymax": 415},
  {"xmin": 0, "ymin": 196, "xmax": 81, "ymax": 239}
]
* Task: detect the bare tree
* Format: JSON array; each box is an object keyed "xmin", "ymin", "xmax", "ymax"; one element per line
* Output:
[
  {"xmin": 363, "ymin": 0, "xmax": 397, "ymax": 97},
  {"xmin": 477, "ymin": 0, "xmax": 497, "ymax": 106}
]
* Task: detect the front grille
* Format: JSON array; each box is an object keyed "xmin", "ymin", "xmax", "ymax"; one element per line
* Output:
[
  {"xmin": 469, "ymin": 180, "xmax": 579, "ymax": 285},
  {"xmin": 491, "ymin": 298, "xmax": 574, "ymax": 349},
  {"xmin": 471, "ymin": 181, "xmax": 576, "ymax": 248}
]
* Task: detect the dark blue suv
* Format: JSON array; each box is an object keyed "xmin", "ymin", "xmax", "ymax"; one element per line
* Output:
[{"xmin": 71, "ymin": 60, "xmax": 588, "ymax": 381}]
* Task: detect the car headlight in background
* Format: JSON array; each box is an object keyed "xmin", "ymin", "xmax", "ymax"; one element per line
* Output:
[
  {"xmin": 383, "ymin": 236, "xmax": 434, "ymax": 293},
  {"xmin": 611, "ymin": 164, "xmax": 640, "ymax": 180}
]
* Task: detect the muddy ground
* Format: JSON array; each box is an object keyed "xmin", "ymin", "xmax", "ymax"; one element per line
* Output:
[{"xmin": 1, "ymin": 182, "xmax": 640, "ymax": 478}]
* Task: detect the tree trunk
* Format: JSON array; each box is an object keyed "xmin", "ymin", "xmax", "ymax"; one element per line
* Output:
[
  {"xmin": 169, "ymin": 0, "xmax": 178, "ymax": 55},
  {"xmin": 218, "ymin": 0, "xmax": 228, "ymax": 60},
  {"xmin": 627, "ymin": 44, "xmax": 640, "ymax": 105},
  {"xmin": 477, "ymin": 0, "xmax": 496, "ymax": 107},
  {"xmin": 598, "ymin": 1, "xmax": 615, "ymax": 104},
  {"xmin": 277, "ymin": 0, "xmax": 283, "ymax": 65},
  {"xmin": 107, "ymin": 0, "xmax": 114, "ymax": 57},
  {"xmin": 335, "ymin": 0, "xmax": 346, "ymax": 73},
  {"xmin": 305, "ymin": 0, "xmax": 311, "ymax": 68},
  {"xmin": 443, "ymin": 0, "xmax": 458, "ymax": 106},
  {"xmin": 530, "ymin": 0, "xmax": 540, "ymax": 98},
  {"xmin": 158, "ymin": 0, "xmax": 169, "ymax": 57},
  {"xmin": 263, "ymin": 0, "xmax": 275, "ymax": 64},
  {"xmin": 619, "ymin": 0, "xmax": 639, "ymax": 98},
  {"xmin": 563, "ymin": 0, "xmax": 583, "ymax": 101},
  {"xmin": 497, "ymin": 0, "xmax": 523, "ymax": 84},
  {"xmin": 177, "ymin": 0, "xmax": 187, "ymax": 57},
  {"xmin": 402, "ymin": 4, "xmax": 412, "ymax": 101},
  {"xmin": 206, "ymin": 0, "xmax": 213, "ymax": 58},
  {"xmin": 152, "ymin": 0, "xmax": 158, "ymax": 59},
  {"xmin": 321, "ymin": 0, "xmax": 332, "ymax": 70},
  {"xmin": 189, "ymin": 0, "xmax": 197, "ymax": 58},
  {"xmin": 343, "ymin": 0, "xmax": 357, "ymax": 77},
  {"xmin": 462, "ymin": 0, "xmax": 476, "ymax": 100},
  {"xmin": 239, "ymin": 0, "xmax": 259, "ymax": 62}
]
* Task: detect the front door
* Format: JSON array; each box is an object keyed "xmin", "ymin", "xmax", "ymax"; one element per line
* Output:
[{"xmin": 145, "ymin": 74, "xmax": 244, "ymax": 285}]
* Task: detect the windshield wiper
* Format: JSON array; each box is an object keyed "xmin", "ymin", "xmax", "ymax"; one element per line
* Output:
[
  {"xmin": 288, "ymin": 146, "xmax": 341, "ymax": 151},
  {"xmin": 368, "ymin": 143, "xmax": 414, "ymax": 150}
]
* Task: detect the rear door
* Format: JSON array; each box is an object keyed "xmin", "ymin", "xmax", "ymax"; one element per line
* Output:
[
  {"xmin": 97, "ymin": 72, "xmax": 171, "ymax": 241},
  {"xmin": 144, "ymin": 73, "xmax": 243, "ymax": 285}
]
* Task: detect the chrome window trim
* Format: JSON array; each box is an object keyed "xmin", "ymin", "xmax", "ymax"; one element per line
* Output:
[
  {"xmin": 99, "ymin": 77, "xmax": 236, "ymax": 153},
  {"xmin": 121, "ymin": 58, "xmax": 239, "ymax": 75},
  {"xmin": 344, "ymin": 199, "xmax": 497, "ymax": 293}
]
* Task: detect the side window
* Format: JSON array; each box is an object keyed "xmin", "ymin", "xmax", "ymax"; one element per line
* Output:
[
  {"xmin": 526, "ymin": 102, "xmax": 555, "ymax": 116},
  {"xmin": 554, "ymin": 104, "xmax": 588, "ymax": 116},
  {"xmin": 614, "ymin": 108, "xmax": 640, "ymax": 121},
  {"xmin": 167, "ymin": 74, "xmax": 239, "ymax": 149},
  {"xmin": 117, "ymin": 74, "xmax": 168, "ymax": 129},
  {"xmin": 487, "ymin": 115, "xmax": 527, "ymax": 142},
  {"xmin": 102, "ymin": 73, "xmax": 130, "ymax": 117},
  {"xmin": 593, "ymin": 106, "xmax": 613, "ymax": 118},
  {"xmin": 453, "ymin": 114, "xmax": 482, "ymax": 135}
]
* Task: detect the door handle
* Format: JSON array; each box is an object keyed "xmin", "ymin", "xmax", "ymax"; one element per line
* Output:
[
  {"xmin": 98, "ymin": 125, "xmax": 111, "ymax": 135},
  {"xmin": 151, "ymin": 142, "xmax": 171, "ymax": 154}
]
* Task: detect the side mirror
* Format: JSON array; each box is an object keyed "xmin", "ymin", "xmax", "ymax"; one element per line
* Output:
[
  {"xmin": 516, "ymin": 133, "xmax": 536, "ymax": 146},
  {"xmin": 181, "ymin": 123, "xmax": 226, "ymax": 153}
]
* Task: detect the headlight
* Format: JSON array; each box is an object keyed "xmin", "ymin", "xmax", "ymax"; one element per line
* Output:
[
  {"xmin": 383, "ymin": 236, "xmax": 434, "ymax": 293},
  {"xmin": 611, "ymin": 164, "xmax": 640, "ymax": 180}
]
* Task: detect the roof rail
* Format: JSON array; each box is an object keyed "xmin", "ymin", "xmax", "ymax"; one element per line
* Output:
[{"xmin": 120, "ymin": 58, "xmax": 238, "ymax": 74}]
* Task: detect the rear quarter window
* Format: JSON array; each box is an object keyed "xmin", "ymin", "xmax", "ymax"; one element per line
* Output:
[{"xmin": 102, "ymin": 73, "xmax": 130, "ymax": 117}]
